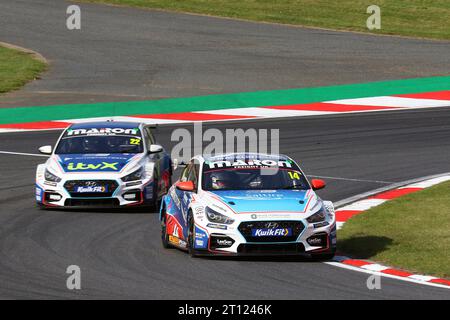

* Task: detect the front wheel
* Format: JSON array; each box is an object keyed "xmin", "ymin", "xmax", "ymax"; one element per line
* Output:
[
  {"xmin": 161, "ymin": 209, "xmax": 171, "ymax": 249},
  {"xmin": 187, "ymin": 214, "xmax": 198, "ymax": 258},
  {"xmin": 147, "ymin": 178, "xmax": 159, "ymax": 211}
]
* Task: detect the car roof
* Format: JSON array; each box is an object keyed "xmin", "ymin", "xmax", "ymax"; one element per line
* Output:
[{"xmin": 69, "ymin": 121, "xmax": 143, "ymax": 130}]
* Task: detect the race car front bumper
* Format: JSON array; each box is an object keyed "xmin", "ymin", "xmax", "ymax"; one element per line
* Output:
[
  {"xmin": 35, "ymin": 178, "xmax": 156, "ymax": 208},
  {"xmin": 192, "ymin": 217, "xmax": 336, "ymax": 256}
]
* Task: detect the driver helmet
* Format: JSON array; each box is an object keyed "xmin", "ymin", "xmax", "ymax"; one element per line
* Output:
[
  {"xmin": 248, "ymin": 175, "xmax": 263, "ymax": 189},
  {"xmin": 211, "ymin": 171, "xmax": 234, "ymax": 190},
  {"xmin": 81, "ymin": 137, "xmax": 99, "ymax": 153}
]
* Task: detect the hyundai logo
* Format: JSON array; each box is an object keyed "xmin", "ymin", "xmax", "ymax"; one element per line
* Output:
[
  {"xmin": 85, "ymin": 181, "xmax": 97, "ymax": 187},
  {"xmin": 265, "ymin": 222, "xmax": 279, "ymax": 229}
]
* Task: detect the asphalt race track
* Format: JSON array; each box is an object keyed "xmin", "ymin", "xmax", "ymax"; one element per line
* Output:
[{"xmin": 0, "ymin": 1, "xmax": 450, "ymax": 299}]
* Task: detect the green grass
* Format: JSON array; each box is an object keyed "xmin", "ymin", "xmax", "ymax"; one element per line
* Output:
[
  {"xmin": 84, "ymin": 0, "xmax": 450, "ymax": 40},
  {"xmin": 0, "ymin": 46, "xmax": 47, "ymax": 94},
  {"xmin": 339, "ymin": 181, "xmax": 450, "ymax": 278}
]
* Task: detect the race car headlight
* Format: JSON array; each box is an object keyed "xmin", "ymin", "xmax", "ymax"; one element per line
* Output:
[
  {"xmin": 121, "ymin": 167, "xmax": 145, "ymax": 182},
  {"xmin": 306, "ymin": 207, "xmax": 326, "ymax": 223},
  {"xmin": 44, "ymin": 169, "xmax": 61, "ymax": 183},
  {"xmin": 206, "ymin": 207, "xmax": 234, "ymax": 225}
]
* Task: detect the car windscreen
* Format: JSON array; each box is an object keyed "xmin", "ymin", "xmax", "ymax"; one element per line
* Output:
[
  {"xmin": 55, "ymin": 128, "xmax": 143, "ymax": 154},
  {"xmin": 202, "ymin": 165, "xmax": 310, "ymax": 191}
]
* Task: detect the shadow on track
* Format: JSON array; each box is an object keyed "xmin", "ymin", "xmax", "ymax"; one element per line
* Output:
[
  {"xmin": 37, "ymin": 206, "xmax": 158, "ymax": 215},
  {"xmin": 338, "ymin": 235, "xmax": 393, "ymax": 259}
]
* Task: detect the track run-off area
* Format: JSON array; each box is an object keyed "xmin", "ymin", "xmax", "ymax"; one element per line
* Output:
[{"xmin": 0, "ymin": 0, "xmax": 450, "ymax": 299}]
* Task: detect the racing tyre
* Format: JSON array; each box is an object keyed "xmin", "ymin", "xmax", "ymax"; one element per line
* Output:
[
  {"xmin": 37, "ymin": 203, "xmax": 47, "ymax": 210},
  {"xmin": 187, "ymin": 214, "xmax": 198, "ymax": 258},
  {"xmin": 148, "ymin": 178, "xmax": 159, "ymax": 212},
  {"xmin": 161, "ymin": 209, "xmax": 171, "ymax": 249}
]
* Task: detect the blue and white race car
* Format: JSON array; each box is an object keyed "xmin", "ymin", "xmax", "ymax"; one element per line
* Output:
[
  {"xmin": 35, "ymin": 121, "xmax": 172, "ymax": 209},
  {"xmin": 160, "ymin": 153, "xmax": 336, "ymax": 258}
]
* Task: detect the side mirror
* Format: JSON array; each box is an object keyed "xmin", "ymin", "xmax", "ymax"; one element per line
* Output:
[
  {"xmin": 148, "ymin": 144, "xmax": 163, "ymax": 153},
  {"xmin": 38, "ymin": 145, "xmax": 52, "ymax": 155},
  {"xmin": 176, "ymin": 181, "xmax": 195, "ymax": 192},
  {"xmin": 311, "ymin": 179, "xmax": 326, "ymax": 190}
]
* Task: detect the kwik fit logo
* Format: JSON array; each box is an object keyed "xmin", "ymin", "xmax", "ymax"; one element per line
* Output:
[
  {"xmin": 252, "ymin": 228, "xmax": 291, "ymax": 237},
  {"xmin": 67, "ymin": 162, "xmax": 119, "ymax": 171}
]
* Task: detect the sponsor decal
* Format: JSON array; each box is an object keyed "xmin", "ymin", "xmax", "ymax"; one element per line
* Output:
[
  {"xmin": 306, "ymin": 234, "xmax": 327, "ymax": 246},
  {"xmin": 144, "ymin": 184, "xmax": 154, "ymax": 200},
  {"xmin": 195, "ymin": 240, "xmax": 204, "ymax": 247},
  {"xmin": 313, "ymin": 221, "xmax": 329, "ymax": 228},
  {"xmin": 170, "ymin": 188, "xmax": 181, "ymax": 209},
  {"xmin": 206, "ymin": 223, "xmax": 227, "ymax": 230},
  {"xmin": 35, "ymin": 186, "xmax": 43, "ymax": 202},
  {"xmin": 206, "ymin": 159, "xmax": 292, "ymax": 169},
  {"xmin": 67, "ymin": 162, "xmax": 119, "ymax": 171},
  {"xmin": 195, "ymin": 232, "xmax": 206, "ymax": 239},
  {"xmin": 307, "ymin": 237, "xmax": 322, "ymax": 245},
  {"xmin": 67, "ymin": 128, "xmax": 139, "ymax": 136},
  {"xmin": 169, "ymin": 235, "xmax": 180, "ymax": 245},
  {"xmin": 251, "ymin": 228, "xmax": 292, "ymax": 237},
  {"xmin": 169, "ymin": 234, "xmax": 187, "ymax": 248},
  {"xmin": 216, "ymin": 239, "xmax": 233, "ymax": 246},
  {"xmin": 194, "ymin": 226, "xmax": 208, "ymax": 249},
  {"xmin": 194, "ymin": 206, "xmax": 204, "ymax": 215},
  {"xmin": 75, "ymin": 186, "xmax": 107, "ymax": 193}
]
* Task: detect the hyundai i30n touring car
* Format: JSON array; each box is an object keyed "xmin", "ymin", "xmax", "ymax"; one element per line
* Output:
[
  {"xmin": 160, "ymin": 153, "xmax": 336, "ymax": 258},
  {"xmin": 35, "ymin": 121, "xmax": 172, "ymax": 209}
]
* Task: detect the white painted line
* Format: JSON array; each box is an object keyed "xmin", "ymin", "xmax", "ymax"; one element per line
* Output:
[
  {"xmin": 65, "ymin": 116, "xmax": 188, "ymax": 125},
  {"xmin": 324, "ymin": 261, "xmax": 450, "ymax": 290},
  {"xmin": 200, "ymin": 107, "xmax": 328, "ymax": 118},
  {"xmin": 330, "ymin": 174, "xmax": 450, "ymax": 290},
  {"xmin": 309, "ymin": 175, "xmax": 393, "ymax": 184},
  {"xmin": 126, "ymin": 118, "xmax": 188, "ymax": 125},
  {"xmin": 328, "ymin": 96, "xmax": 450, "ymax": 108},
  {"xmin": 336, "ymin": 222, "xmax": 345, "ymax": 230},
  {"xmin": 337, "ymin": 198, "xmax": 386, "ymax": 211},
  {"xmin": 408, "ymin": 275, "xmax": 438, "ymax": 282},
  {"xmin": 0, "ymin": 128, "xmax": 27, "ymax": 133},
  {"xmin": 0, "ymin": 150, "xmax": 49, "ymax": 157},
  {"xmin": 361, "ymin": 264, "xmax": 389, "ymax": 272},
  {"xmin": 401, "ymin": 176, "xmax": 450, "ymax": 189},
  {"xmin": 0, "ymin": 127, "xmax": 64, "ymax": 133}
]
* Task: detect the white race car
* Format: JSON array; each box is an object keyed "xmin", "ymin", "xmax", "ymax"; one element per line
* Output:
[
  {"xmin": 36, "ymin": 121, "xmax": 172, "ymax": 209},
  {"xmin": 160, "ymin": 153, "xmax": 336, "ymax": 258}
]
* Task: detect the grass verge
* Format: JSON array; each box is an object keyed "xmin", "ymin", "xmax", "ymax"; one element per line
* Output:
[
  {"xmin": 0, "ymin": 45, "xmax": 47, "ymax": 94},
  {"xmin": 339, "ymin": 181, "xmax": 450, "ymax": 278},
  {"xmin": 84, "ymin": 0, "xmax": 450, "ymax": 40}
]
